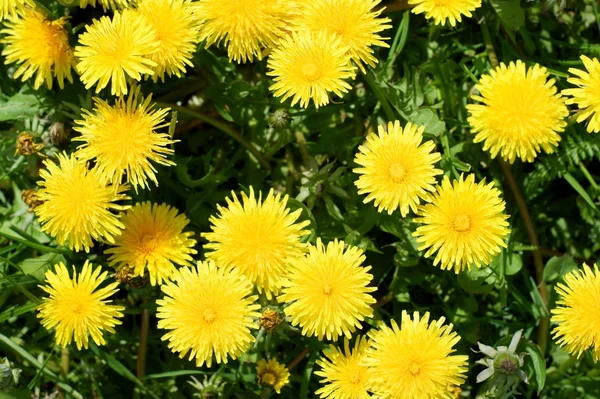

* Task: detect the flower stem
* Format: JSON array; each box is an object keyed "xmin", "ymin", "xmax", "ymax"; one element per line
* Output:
[
  {"xmin": 363, "ymin": 71, "xmax": 396, "ymax": 121},
  {"xmin": 136, "ymin": 309, "xmax": 150, "ymax": 378},
  {"xmin": 287, "ymin": 347, "xmax": 310, "ymax": 370},
  {"xmin": 481, "ymin": 22, "xmax": 550, "ymax": 354},
  {"xmin": 157, "ymin": 103, "xmax": 271, "ymax": 171}
]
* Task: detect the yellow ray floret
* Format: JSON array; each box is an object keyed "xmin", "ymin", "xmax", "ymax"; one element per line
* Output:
[
  {"xmin": 315, "ymin": 335, "xmax": 371, "ymax": 399},
  {"xmin": 106, "ymin": 202, "xmax": 197, "ymax": 286},
  {"xmin": 354, "ymin": 121, "xmax": 442, "ymax": 216},
  {"xmin": 267, "ymin": 30, "xmax": 354, "ymax": 109},
  {"xmin": 37, "ymin": 261, "xmax": 124, "ymax": 350},
  {"xmin": 195, "ymin": 0, "xmax": 297, "ymax": 63},
  {"xmin": 1, "ymin": 8, "xmax": 75, "ymax": 89},
  {"xmin": 467, "ymin": 60, "xmax": 569, "ymax": 163},
  {"xmin": 202, "ymin": 187, "xmax": 309, "ymax": 299},
  {"xmin": 75, "ymin": 10, "xmax": 158, "ymax": 96},
  {"xmin": 364, "ymin": 311, "xmax": 468, "ymax": 399},
  {"xmin": 137, "ymin": 0, "xmax": 200, "ymax": 81},
  {"xmin": 78, "ymin": 0, "xmax": 128, "ymax": 10},
  {"xmin": 408, "ymin": 0, "xmax": 481, "ymax": 27},
  {"xmin": 412, "ymin": 174, "xmax": 510, "ymax": 273},
  {"xmin": 0, "ymin": 0, "xmax": 31, "ymax": 20},
  {"xmin": 295, "ymin": 0, "xmax": 391, "ymax": 73},
  {"xmin": 156, "ymin": 261, "xmax": 260, "ymax": 367},
  {"xmin": 35, "ymin": 153, "xmax": 129, "ymax": 252},
  {"xmin": 278, "ymin": 239, "xmax": 376, "ymax": 341},
  {"xmin": 256, "ymin": 358, "xmax": 290, "ymax": 394},
  {"xmin": 563, "ymin": 55, "xmax": 600, "ymax": 133},
  {"xmin": 552, "ymin": 264, "xmax": 600, "ymax": 362},
  {"xmin": 73, "ymin": 87, "xmax": 174, "ymax": 191}
]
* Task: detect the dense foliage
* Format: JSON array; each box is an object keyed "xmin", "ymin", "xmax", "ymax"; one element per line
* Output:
[{"xmin": 1, "ymin": 0, "xmax": 600, "ymax": 398}]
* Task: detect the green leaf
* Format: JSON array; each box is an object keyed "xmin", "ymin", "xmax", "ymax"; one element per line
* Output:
[
  {"xmin": 0, "ymin": 302, "xmax": 37, "ymax": 323},
  {"xmin": 144, "ymin": 370, "xmax": 210, "ymax": 380},
  {"xmin": 407, "ymin": 108, "xmax": 445, "ymax": 136},
  {"xmin": 18, "ymin": 253, "xmax": 65, "ymax": 282},
  {"xmin": 525, "ymin": 342, "xmax": 546, "ymax": 393},
  {"xmin": 543, "ymin": 255, "xmax": 578, "ymax": 282},
  {"xmin": 490, "ymin": 0, "xmax": 525, "ymax": 30},
  {"xmin": 458, "ymin": 267, "xmax": 494, "ymax": 294},
  {"xmin": 0, "ymin": 93, "xmax": 42, "ymax": 121},
  {"xmin": 90, "ymin": 343, "xmax": 145, "ymax": 389},
  {"xmin": 563, "ymin": 172, "xmax": 599, "ymax": 213}
]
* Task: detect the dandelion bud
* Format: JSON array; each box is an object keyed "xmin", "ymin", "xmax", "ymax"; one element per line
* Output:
[
  {"xmin": 268, "ymin": 109, "xmax": 290, "ymax": 130},
  {"xmin": 49, "ymin": 122, "xmax": 68, "ymax": 146},
  {"xmin": 15, "ymin": 133, "xmax": 43, "ymax": 156},
  {"xmin": 259, "ymin": 308, "xmax": 283, "ymax": 332},
  {"xmin": 21, "ymin": 189, "xmax": 43, "ymax": 212}
]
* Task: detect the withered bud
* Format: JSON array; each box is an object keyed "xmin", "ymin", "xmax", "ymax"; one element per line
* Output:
[
  {"xmin": 259, "ymin": 308, "xmax": 283, "ymax": 332},
  {"xmin": 15, "ymin": 133, "xmax": 43, "ymax": 156},
  {"xmin": 21, "ymin": 189, "xmax": 43, "ymax": 212}
]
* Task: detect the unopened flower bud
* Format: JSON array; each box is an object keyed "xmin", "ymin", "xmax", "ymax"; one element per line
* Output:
[
  {"xmin": 49, "ymin": 122, "xmax": 68, "ymax": 146},
  {"xmin": 0, "ymin": 358, "xmax": 21, "ymax": 392},
  {"xmin": 259, "ymin": 308, "xmax": 283, "ymax": 332},
  {"xmin": 21, "ymin": 189, "xmax": 43, "ymax": 212},
  {"xmin": 268, "ymin": 109, "xmax": 290, "ymax": 130},
  {"xmin": 15, "ymin": 133, "xmax": 43, "ymax": 156}
]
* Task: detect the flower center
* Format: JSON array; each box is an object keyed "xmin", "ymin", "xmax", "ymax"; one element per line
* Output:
[
  {"xmin": 323, "ymin": 284, "xmax": 334, "ymax": 296},
  {"xmin": 452, "ymin": 214, "xmax": 471, "ymax": 232},
  {"xmin": 349, "ymin": 374, "xmax": 362, "ymax": 385},
  {"xmin": 301, "ymin": 63, "xmax": 321, "ymax": 81},
  {"xmin": 202, "ymin": 308, "xmax": 217, "ymax": 324},
  {"xmin": 139, "ymin": 234, "xmax": 160, "ymax": 255},
  {"xmin": 389, "ymin": 163, "xmax": 407, "ymax": 183},
  {"xmin": 260, "ymin": 372, "xmax": 276, "ymax": 386},
  {"xmin": 408, "ymin": 362, "xmax": 422, "ymax": 376}
]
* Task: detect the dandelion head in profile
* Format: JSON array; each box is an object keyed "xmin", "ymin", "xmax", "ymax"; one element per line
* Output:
[{"xmin": 563, "ymin": 55, "xmax": 600, "ymax": 133}]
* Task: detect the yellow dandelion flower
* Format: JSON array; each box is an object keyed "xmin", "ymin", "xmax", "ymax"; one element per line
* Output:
[
  {"xmin": 256, "ymin": 358, "xmax": 290, "ymax": 394},
  {"xmin": 563, "ymin": 55, "xmax": 600, "ymax": 133},
  {"xmin": 137, "ymin": 0, "xmax": 199, "ymax": 81},
  {"xmin": 315, "ymin": 335, "xmax": 371, "ymax": 399},
  {"xmin": 106, "ymin": 202, "xmax": 197, "ymax": 286},
  {"xmin": 1, "ymin": 9, "xmax": 75, "ymax": 90},
  {"xmin": 412, "ymin": 174, "xmax": 510, "ymax": 273},
  {"xmin": 195, "ymin": 0, "xmax": 296, "ymax": 63},
  {"xmin": 35, "ymin": 153, "xmax": 129, "ymax": 252},
  {"xmin": 267, "ymin": 30, "xmax": 354, "ymax": 109},
  {"xmin": 408, "ymin": 0, "xmax": 481, "ymax": 26},
  {"xmin": 73, "ymin": 87, "xmax": 174, "ymax": 191},
  {"xmin": 157, "ymin": 261, "xmax": 260, "ymax": 367},
  {"xmin": 75, "ymin": 10, "xmax": 158, "ymax": 96},
  {"xmin": 278, "ymin": 239, "xmax": 376, "ymax": 341},
  {"xmin": 295, "ymin": 0, "xmax": 391, "ymax": 73},
  {"xmin": 0, "ymin": 0, "xmax": 30, "ymax": 20},
  {"xmin": 78, "ymin": 0, "xmax": 128, "ymax": 11},
  {"xmin": 467, "ymin": 60, "xmax": 569, "ymax": 163},
  {"xmin": 37, "ymin": 261, "xmax": 124, "ymax": 350},
  {"xmin": 354, "ymin": 121, "xmax": 442, "ymax": 216},
  {"xmin": 202, "ymin": 187, "xmax": 309, "ymax": 299},
  {"xmin": 365, "ymin": 311, "xmax": 468, "ymax": 399},
  {"xmin": 551, "ymin": 264, "xmax": 600, "ymax": 362}
]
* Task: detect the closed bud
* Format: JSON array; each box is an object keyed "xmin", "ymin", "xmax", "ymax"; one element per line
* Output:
[
  {"xmin": 1, "ymin": 358, "xmax": 21, "ymax": 392},
  {"xmin": 21, "ymin": 189, "xmax": 43, "ymax": 212},
  {"xmin": 259, "ymin": 308, "xmax": 283, "ymax": 332},
  {"xmin": 15, "ymin": 133, "xmax": 43, "ymax": 156},
  {"xmin": 49, "ymin": 122, "xmax": 68, "ymax": 146},
  {"xmin": 268, "ymin": 109, "xmax": 290, "ymax": 130}
]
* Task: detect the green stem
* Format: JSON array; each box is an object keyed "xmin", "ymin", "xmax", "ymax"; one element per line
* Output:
[
  {"xmin": 136, "ymin": 309, "xmax": 150, "ymax": 378},
  {"xmin": 363, "ymin": 71, "xmax": 396, "ymax": 121},
  {"xmin": 579, "ymin": 162, "xmax": 598, "ymax": 190},
  {"xmin": 157, "ymin": 103, "xmax": 271, "ymax": 171}
]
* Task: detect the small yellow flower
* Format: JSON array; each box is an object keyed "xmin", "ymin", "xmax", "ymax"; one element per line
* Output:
[
  {"xmin": 78, "ymin": 0, "xmax": 128, "ymax": 10},
  {"xmin": 0, "ymin": 0, "xmax": 30, "ymax": 20},
  {"xmin": 267, "ymin": 30, "xmax": 354, "ymax": 109},
  {"xmin": 35, "ymin": 153, "xmax": 129, "ymax": 252},
  {"xmin": 195, "ymin": 0, "xmax": 297, "ymax": 63},
  {"xmin": 73, "ymin": 87, "xmax": 174, "ymax": 191},
  {"xmin": 75, "ymin": 10, "xmax": 158, "ymax": 96},
  {"xmin": 1, "ymin": 9, "xmax": 75, "ymax": 89},
  {"xmin": 137, "ymin": 0, "xmax": 200, "ymax": 81},
  {"xmin": 256, "ymin": 358, "xmax": 290, "ymax": 394},
  {"xmin": 202, "ymin": 187, "xmax": 309, "ymax": 299},
  {"xmin": 467, "ymin": 60, "xmax": 569, "ymax": 163},
  {"xmin": 563, "ymin": 55, "xmax": 600, "ymax": 133},
  {"xmin": 315, "ymin": 335, "xmax": 371, "ymax": 399},
  {"xmin": 354, "ymin": 121, "xmax": 442, "ymax": 216},
  {"xmin": 37, "ymin": 261, "xmax": 124, "ymax": 350},
  {"xmin": 552, "ymin": 263, "xmax": 600, "ymax": 362},
  {"xmin": 413, "ymin": 174, "xmax": 510, "ymax": 273},
  {"xmin": 278, "ymin": 239, "xmax": 376, "ymax": 341},
  {"xmin": 365, "ymin": 311, "xmax": 468, "ymax": 398},
  {"xmin": 408, "ymin": 0, "xmax": 481, "ymax": 26},
  {"xmin": 295, "ymin": 0, "xmax": 391, "ymax": 73},
  {"xmin": 106, "ymin": 202, "xmax": 197, "ymax": 286},
  {"xmin": 157, "ymin": 261, "xmax": 260, "ymax": 367}
]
